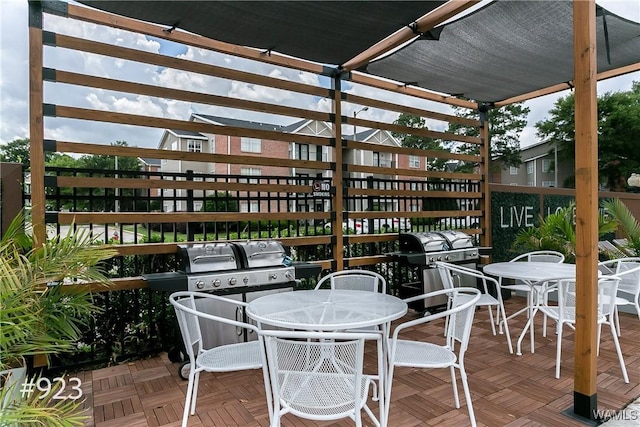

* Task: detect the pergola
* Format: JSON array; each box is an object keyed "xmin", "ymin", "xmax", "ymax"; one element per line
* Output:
[{"xmin": 30, "ymin": 0, "xmax": 640, "ymax": 422}]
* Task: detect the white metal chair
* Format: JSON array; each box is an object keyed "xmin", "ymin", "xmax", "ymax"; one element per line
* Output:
[
  {"xmin": 498, "ymin": 250, "xmax": 565, "ymax": 333},
  {"xmin": 260, "ymin": 329, "xmax": 381, "ymax": 427},
  {"xmin": 314, "ymin": 269, "xmax": 386, "ymax": 293},
  {"xmin": 386, "ymin": 287, "xmax": 481, "ymax": 427},
  {"xmin": 169, "ymin": 291, "xmax": 264, "ymax": 427},
  {"xmin": 598, "ymin": 257, "xmax": 640, "ymax": 329},
  {"xmin": 436, "ymin": 261, "xmax": 513, "ymax": 354},
  {"xmin": 537, "ymin": 277, "xmax": 629, "ymax": 383}
]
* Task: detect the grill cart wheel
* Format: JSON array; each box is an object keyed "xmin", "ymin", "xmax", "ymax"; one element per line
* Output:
[{"xmin": 179, "ymin": 361, "xmax": 191, "ymax": 380}]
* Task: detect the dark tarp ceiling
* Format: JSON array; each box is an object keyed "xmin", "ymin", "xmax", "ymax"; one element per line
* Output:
[
  {"xmin": 366, "ymin": 1, "xmax": 640, "ymax": 102},
  {"xmin": 77, "ymin": 0, "xmax": 639, "ymax": 103},
  {"xmin": 77, "ymin": 1, "xmax": 447, "ymax": 66}
]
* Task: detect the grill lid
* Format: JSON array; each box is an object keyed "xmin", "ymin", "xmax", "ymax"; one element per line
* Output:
[
  {"xmin": 436, "ymin": 230, "xmax": 474, "ymax": 249},
  {"xmin": 235, "ymin": 240, "xmax": 288, "ymax": 269},
  {"xmin": 399, "ymin": 232, "xmax": 448, "ymax": 253},
  {"xmin": 177, "ymin": 243, "xmax": 239, "ymax": 274}
]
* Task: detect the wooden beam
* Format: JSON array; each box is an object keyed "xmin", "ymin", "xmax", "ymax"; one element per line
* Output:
[
  {"xmin": 494, "ymin": 62, "xmax": 640, "ymax": 108},
  {"xmin": 572, "ymin": 0, "xmax": 599, "ymax": 420},
  {"xmin": 479, "ymin": 107, "xmax": 491, "ymax": 249},
  {"xmin": 28, "ymin": 11, "xmax": 45, "ymax": 246},
  {"xmin": 341, "ymin": 0, "xmax": 480, "ymax": 72},
  {"xmin": 332, "ymin": 76, "xmax": 345, "ymax": 271}
]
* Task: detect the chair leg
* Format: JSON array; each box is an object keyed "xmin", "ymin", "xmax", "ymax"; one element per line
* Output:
[
  {"xmin": 614, "ymin": 306, "xmax": 621, "ymax": 337},
  {"xmin": 608, "ymin": 321, "xmax": 630, "ymax": 383},
  {"xmin": 555, "ymin": 323, "xmax": 563, "ymax": 379},
  {"xmin": 459, "ymin": 366, "xmax": 478, "ymax": 427},
  {"xmin": 182, "ymin": 371, "xmax": 196, "ymax": 427},
  {"xmin": 450, "ymin": 365, "xmax": 460, "ymax": 408},
  {"xmin": 499, "ymin": 302, "xmax": 514, "ymax": 354},
  {"xmin": 190, "ymin": 371, "xmax": 201, "ymax": 415},
  {"xmin": 486, "ymin": 306, "xmax": 497, "ymax": 336}
]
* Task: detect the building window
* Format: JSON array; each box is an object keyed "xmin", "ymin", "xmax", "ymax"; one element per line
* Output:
[
  {"xmin": 409, "ymin": 155, "xmax": 420, "ymax": 168},
  {"xmin": 527, "ymin": 181, "xmax": 534, "ymax": 186},
  {"xmin": 187, "ymin": 139, "xmax": 202, "ymax": 153},
  {"xmin": 542, "ymin": 181, "xmax": 556, "ymax": 187},
  {"xmin": 240, "ymin": 201, "xmax": 259, "ymax": 212},
  {"xmin": 171, "ymin": 141, "xmax": 178, "ymax": 151},
  {"xmin": 542, "ymin": 159, "xmax": 552, "ymax": 173},
  {"xmin": 241, "ymin": 137, "xmax": 261, "ymax": 153},
  {"xmin": 241, "ymin": 167, "xmax": 261, "ymax": 184},
  {"xmin": 295, "ymin": 144, "xmax": 309, "ymax": 160},
  {"xmin": 509, "ymin": 166, "xmax": 518, "ymax": 175},
  {"xmin": 527, "ymin": 162, "xmax": 534, "ymax": 174}
]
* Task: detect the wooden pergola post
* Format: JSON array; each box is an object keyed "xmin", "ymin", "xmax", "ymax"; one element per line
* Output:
[
  {"xmin": 332, "ymin": 73, "xmax": 344, "ymax": 271},
  {"xmin": 572, "ymin": 0, "xmax": 599, "ymax": 421}
]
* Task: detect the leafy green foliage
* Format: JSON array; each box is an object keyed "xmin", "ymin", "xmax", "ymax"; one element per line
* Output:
[
  {"xmin": 448, "ymin": 103, "xmax": 529, "ymax": 170},
  {"xmin": 601, "ymin": 198, "xmax": 640, "ymax": 256},
  {"xmin": 511, "ymin": 202, "xmax": 617, "ymax": 262},
  {"xmin": 535, "ymin": 82, "xmax": 640, "ymax": 191},
  {"xmin": 391, "ymin": 113, "xmax": 448, "ymax": 170},
  {"xmin": 0, "ymin": 212, "xmax": 116, "ymax": 426}
]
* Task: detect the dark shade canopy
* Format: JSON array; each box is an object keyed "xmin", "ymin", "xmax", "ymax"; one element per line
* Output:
[
  {"xmin": 77, "ymin": 0, "xmax": 639, "ymax": 103},
  {"xmin": 366, "ymin": 0, "xmax": 640, "ymax": 102},
  {"xmin": 77, "ymin": 1, "xmax": 446, "ymax": 66}
]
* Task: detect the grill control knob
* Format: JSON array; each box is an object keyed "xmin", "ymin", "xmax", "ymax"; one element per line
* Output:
[
  {"xmin": 269, "ymin": 273, "xmax": 277, "ymax": 280},
  {"xmin": 243, "ymin": 276, "xmax": 249, "ymax": 285},
  {"xmin": 444, "ymin": 255, "xmax": 450, "ymax": 261},
  {"xmin": 195, "ymin": 280, "xmax": 205, "ymax": 290},
  {"xmin": 212, "ymin": 279, "xmax": 221, "ymax": 288},
  {"xmin": 285, "ymin": 271, "xmax": 294, "ymax": 280},
  {"xmin": 228, "ymin": 277, "xmax": 237, "ymax": 286}
]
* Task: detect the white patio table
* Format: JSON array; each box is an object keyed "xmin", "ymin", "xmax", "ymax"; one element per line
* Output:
[
  {"xmin": 246, "ymin": 289, "xmax": 407, "ymax": 426},
  {"xmin": 483, "ymin": 262, "xmax": 579, "ymax": 355}
]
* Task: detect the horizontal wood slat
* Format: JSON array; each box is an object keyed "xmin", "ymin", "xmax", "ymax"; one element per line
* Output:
[
  {"xmin": 50, "ymin": 69, "xmax": 332, "ymax": 123},
  {"xmin": 344, "ymin": 140, "xmax": 481, "ymax": 162},
  {"xmin": 344, "ymin": 93, "xmax": 480, "ymax": 127},
  {"xmin": 351, "ymin": 117, "xmax": 481, "ymax": 145},
  {"xmin": 49, "ymin": 106, "xmax": 331, "ymax": 149},
  {"xmin": 349, "ymin": 188, "xmax": 481, "ymax": 198},
  {"xmin": 346, "ymin": 164, "xmax": 482, "ymax": 180},
  {"xmin": 349, "ymin": 71, "xmax": 478, "ymax": 109},
  {"xmin": 54, "ymin": 176, "xmax": 315, "ymax": 194},
  {"xmin": 50, "ymin": 33, "xmax": 330, "ymax": 99},
  {"xmin": 350, "ymin": 210, "xmax": 482, "ymax": 220},
  {"xmin": 58, "ymin": 211, "xmax": 331, "ymax": 225}
]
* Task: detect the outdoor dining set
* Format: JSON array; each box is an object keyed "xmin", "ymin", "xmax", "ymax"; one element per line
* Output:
[{"xmin": 168, "ymin": 254, "xmax": 640, "ymax": 427}]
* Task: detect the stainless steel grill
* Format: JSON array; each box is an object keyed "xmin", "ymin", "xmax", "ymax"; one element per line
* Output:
[
  {"xmin": 142, "ymin": 240, "xmax": 320, "ymax": 367},
  {"xmin": 394, "ymin": 231, "xmax": 489, "ymax": 310}
]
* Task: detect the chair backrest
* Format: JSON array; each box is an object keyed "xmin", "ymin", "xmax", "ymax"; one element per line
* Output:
[
  {"xmin": 540, "ymin": 276, "xmax": 621, "ymax": 323},
  {"xmin": 169, "ymin": 291, "xmax": 258, "ymax": 362},
  {"xmin": 436, "ymin": 261, "xmax": 500, "ymax": 298},
  {"xmin": 510, "ymin": 250, "xmax": 565, "ymax": 263},
  {"xmin": 314, "ymin": 269, "xmax": 386, "ymax": 293},
  {"xmin": 599, "ymin": 258, "xmax": 640, "ymax": 295},
  {"xmin": 260, "ymin": 329, "xmax": 378, "ymax": 422},
  {"xmin": 394, "ymin": 287, "xmax": 481, "ymax": 354}
]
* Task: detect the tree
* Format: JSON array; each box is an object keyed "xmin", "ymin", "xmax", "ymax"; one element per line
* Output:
[
  {"xmin": 448, "ymin": 103, "xmax": 529, "ymax": 172},
  {"xmin": 536, "ymin": 82, "xmax": 640, "ymax": 191},
  {"xmin": 0, "ymin": 138, "xmax": 58, "ymax": 170},
  {"xmin": 77, "ymin": 141, "xmax": 141, "ymax": 172},
  {"xmin": 392, "ymin": 113, "xmax": 448, "ymax": 170}
]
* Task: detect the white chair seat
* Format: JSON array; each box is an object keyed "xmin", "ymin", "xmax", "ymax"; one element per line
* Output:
[
  {"xmin": 196, "ymin": 341, "xmax": 262, "ymax": 371},
  {"xmin": 278, "ymin": 371, "xmax": 372, "ymax": 417},
  {"xmin": 477, "ymin": 294, "xmax": 499, "ymax": 307},
  {"xmin": 500, "ymin": 283, "xmax": 531, "ymax": 293},
  {"xmin": 393, "ymin": 340, "xmax": 456, "ymax": 368}
]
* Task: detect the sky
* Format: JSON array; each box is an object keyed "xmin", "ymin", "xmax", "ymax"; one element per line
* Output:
[{"xmin": 0, "ymin": 0, "xmax": 638, "ymax": 151}]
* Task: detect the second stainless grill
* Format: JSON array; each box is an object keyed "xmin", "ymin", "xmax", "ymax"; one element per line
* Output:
[{"xmin": 394, "ymin": 231, "xmax": 487, "ymax": 310}]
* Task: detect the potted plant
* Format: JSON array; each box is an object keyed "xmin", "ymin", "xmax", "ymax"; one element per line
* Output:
[
  {"xmin": 0, "ymin": 212, "xmax": 116, "ymax": 426},
  {"xmin": 601, "ymin": 198, "xmax": 640, "ymax": 256}
]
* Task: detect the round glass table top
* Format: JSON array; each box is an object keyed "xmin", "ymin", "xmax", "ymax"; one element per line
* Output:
[{"xmin": 246, "ymin": 289, "xmax": 408, "ymax": 330}]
